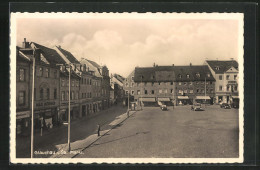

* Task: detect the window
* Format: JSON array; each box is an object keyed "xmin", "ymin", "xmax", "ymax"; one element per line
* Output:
[
  {"xmin": 46, "ymin": 68, "xmax": 50, "ymax": 78},
  {"xmin": 164, "ymin": 89, "xmax": 167, "ymax": 93},
  {"xmin": 151, "ymin": 90, "xmax": 154, "ymax": 94},
  {"xmin": 125, "ymin": 83, "xmax": 129, "ymax": 87},
  {"xmin": 215, "ymin": 66, "xmax": 220, "ymax": 70},
  {"xmin": 226, "ymin": 75, "xmax": 230, "ymax": 80},
  {"xmin": 46, "ymin": 88, "xmax": 50, "ymax": 99},
  {"xmin": 145, "ymin": 90, "xmax": 148, "ymax": 94},
  {"xmin": 61, "ymin": 91, "xmax": 65, "ymax": 101},
  {"xmin": 184, "ymin": 90, "xmax": 187, "ymax": 93},
  {"xmin": 171, "ymin": 82, "xmax": 173, "ymax": 85},
  {"xmin": 189, "ymin": 82, "xmax": 192, "ymax": 85},
  {"xmin": 90, "ymin": 79, "xmax": 92, "ymax": 85},
  {"xmin": 62, "ymin": 79, "xmax": 65, "ymax": 86},
  {"xmin": 54, "ymin": 88, "xmax": 57, "ymax": 99},
  {"xmin": 219, "ymin": 75, "xmax": 222, "ymax": 80},
  {"xmin": 152, "ymin": 82, "xmax": 154, "ymax": 86},
  {"xmin": 75, "ymin": 92, "xmax": 79, "ymax": 99},
  {"xmin": 131, "ymin": 83, "xmax": 134, "ymax": 87},
  {"xmin": 18, "ymin": 91, "xmax": 25, "ymax": 105},
  {"xmin": 40, "ymin": 88, "xmax": 44, "ymax": 100},
  {"xmin": 66, "ymin": 91, "xmax": 69, "ymax": 100},
  {"xmin": 131, "ymin": 76, "xmax": 134, "ymax": 81},
  {"xmin": 71, "ymin": 91, "xmax": 74, "ymax": 100},
  {"xmin": 206, "ymin": 82, "xmax": 209, "ymax": 85},
  {"xmin": 186, "ymin": 74, "xmax": 190, "ymax": 78},
  {"xmin": 39, "ymin": 67, "xmax": 43, "ymax": 77},
  {"xmin": 144, "ymin": 82, "xmax": 147, "ymax": 86},
  {"xmin": 207, "ymin": 73, "xmax": 210, "ymax": 77},
  {"xmin": 196, "ymin": 82, "xmax": 199, "ymax": 85},
  {"xmin": 178, "ymin": 90, "xmax": 183, "ymax": 94},
  {"xmin": 76, "ymin": 81, "xmax": 79, "ymax": 87},
  {"xmin": 210, "ymin": 81, "xmax": 213, "ymax": 85},
  {"xmin": 178, "ymin": 82, "xmax": 181, "ymax": 85},
  {"xmin": 184, "ymin": 82, "xmax": 187, "ymax": 85},
  {"xmin": 159, "ymin": 89, "xmax": 162, "ymax": 94},
  {"xmin": 158, "ymin": 82, "xmax": 161, "ymax": 85},
  {"xmin": 189, "ymin": 89, "xmax": 193, "ymax": 94},
  {"xmin": 137, "ymin": 90, "xmax": 140, "ymax": 95},
  {"xmin": 201, "ymin": 89, "xmax": 204, "ymax": 93},
  {"xmin": 125, "ymin": 90, "xmax": 129, "ymax": 95},
  {"xmin": 131, "ymin": 90, "xmax": 134, "ymax": 95},
  {"xmin": 54, "ymin": 70, "xmax": 57, "ymax": 78},
  {"xmin": 234, "ymin": 86, "xmax": 238, "ymax": 91},
  {"xmin": 196, "ymin": 73, "xmax": 200, "ymax": 78},
  {"xmin": 178, "ymin": 74, "xmax": 182, "ymax": 78},
  {"xmin": 210, "ymin": 89, "xmax": 214, "ymax": 93},
  {"xmin": 234, "ymin": 75, "xmax": 237, "ymax": 80},
  {"xmin": 19, "ymin": 69, "xmax": 25, "ymax": 81},
  {"xmin": 227, "ymin": 85, "xmax": 230, "ymax": 91},
  {"xmin": 196, "ymin": 89, "xmax": 199, "ymax": 93},
  {"xmin": 170, "ymin": 89, "xmax": 173, "ymax": 93},
  {"xmin": 219, "ymin": 86, "xmax": 223, "ymax": 91}
]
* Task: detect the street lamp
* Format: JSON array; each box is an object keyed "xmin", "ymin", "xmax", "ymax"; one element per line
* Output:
[
  {"xmin": 30, "ymin": 48, "xmax": 36, "ymax": 158},
  {"xmin": 140, "ymin": 75, "xmax": 143, "ymax": 110}
]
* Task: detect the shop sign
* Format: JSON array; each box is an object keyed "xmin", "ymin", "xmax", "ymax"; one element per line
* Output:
[{"xmin": 36, "ymin": 101, "xmax": 56, "ymax": 107}]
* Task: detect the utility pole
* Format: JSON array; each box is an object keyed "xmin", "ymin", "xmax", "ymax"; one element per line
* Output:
[
  {"xmin": 30, "ymin": 49, "xmax": 36, "ymax": 158},
  {"xmin": 127, "ymin": 90, "xmax": 130, "ymax": 117},
  {"xmin": 68, "ymin": 64, "xmax": 71, "ymax": 152}
]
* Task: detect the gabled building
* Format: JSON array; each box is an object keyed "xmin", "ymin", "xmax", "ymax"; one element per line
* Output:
[
  {"xmin": 111, "ymin": 73, "xmax": 126, "ymax": 105},
  {"xmin": 206, "ymin": 60, "xmax": 239, "ymax": 104}
]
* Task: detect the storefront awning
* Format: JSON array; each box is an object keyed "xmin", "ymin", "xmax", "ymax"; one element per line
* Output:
[
  {"xmin": 139, "ymin": 98, "xmax": 156, "ymax": 102},
  {"xmin": 157, "ymin": 97, "xmax": 170, "ymax": 101},
  {"xmin": 16, "ymin": 110, "xmax": 30, "ymax": 120},
  {"xmin": 177, "ymin": 96, "xmax": 189, "ymax": 99},
  {"xmin": 196, "ymin": 96, "xmax": 210, "ymax": 100},
  {"xmin": 232, "ymin": 96, "xmax": 239, "ymax": 99}
]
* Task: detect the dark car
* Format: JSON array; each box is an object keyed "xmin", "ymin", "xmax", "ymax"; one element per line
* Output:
[
  {"xmin": 220, "ymin": 103, "xmax": 231, "ymax": 109},
  {"xmin": 160, "ymin": 105, "xmax": 167, "ymax": 111},
  {"xmin": 191, "ymin": 103, "xmax": 203, "ymax": 111}
]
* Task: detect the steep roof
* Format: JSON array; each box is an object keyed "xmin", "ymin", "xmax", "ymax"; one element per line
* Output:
[
  {"xmin": 206, "ymin": 60, "xmax": 238, "ymax": 74},
  {"xmin": 113, "ymin": 74, "xmax": 125, "ymax": 83},
  {"xmin": 56, "ymin": 46, "xmax": 80, "ymax": 64},
  {"xmin": 87, "ymin": 59, "xmax": 100, "ymax": 68},
  {"xmin": 32, "ymin": 42, "xmax": 66, "ymax": 65},
  {"xmin": 134, "ymin": 65, "xmax": 215, "ymax": 82}
]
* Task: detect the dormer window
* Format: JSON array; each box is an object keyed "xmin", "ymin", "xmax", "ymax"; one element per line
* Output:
[
  {"xmin": 207, "ymin": 73, "xmax": 210, "ymax": 77},
  {"xmin": 215, "ymin": 66, "xmax": 220, "ymax": 70},
  {"xmin": 178, "ymin": 74, "xmax": 182, "ymax": 78},
  {"xmin": 196, "ymin": 73, "xmax": 200, "ymax": 78},
  {"xmin": 186, "ymin": 74, "xmax": 190, "ymax": 78}
]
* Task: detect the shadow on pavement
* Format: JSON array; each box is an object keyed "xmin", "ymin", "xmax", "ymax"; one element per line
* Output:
[{"xmin": 89, "ymin": 131, "xmax": 150, "ymax": 148}]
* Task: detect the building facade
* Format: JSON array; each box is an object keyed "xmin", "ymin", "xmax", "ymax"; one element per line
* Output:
[
  {"xmin": 112, "ymin": 73, "xmax": 126, "ymax": 105},
  {"xmin": 206, "ymin": 60, "xmax": 239, "ymax": 104}
]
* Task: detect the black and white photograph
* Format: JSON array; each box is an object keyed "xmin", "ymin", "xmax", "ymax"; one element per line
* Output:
[{"xmin": 10, "ymin": 12, "xmax": 244, "ymax": 164}]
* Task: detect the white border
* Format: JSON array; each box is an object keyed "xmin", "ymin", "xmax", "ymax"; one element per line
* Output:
[{"xmin": 10, "ymin": 12, "xmax": 244, "ymax": 164}]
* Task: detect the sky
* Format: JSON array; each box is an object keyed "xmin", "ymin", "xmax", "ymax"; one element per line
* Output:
[{"xmin": 15, "ymin": 13, "xmax": 241, "ymax": 77}]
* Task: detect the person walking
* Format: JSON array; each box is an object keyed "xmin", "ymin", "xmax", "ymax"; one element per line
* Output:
[{"xmin": 97, "ymin": 124, "xmax": 100, "ymax": 136}]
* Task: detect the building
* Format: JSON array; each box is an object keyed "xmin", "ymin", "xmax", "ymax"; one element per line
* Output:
[
  {"xmin": 16, "ymin": 47, "xmax": 31, "ymax": 135},
  {"xmin": 111, "ymin": 73, "xmax": 126, "ymax": 105},
  {"xmin": 206, "ymin": 60, "xmax": 239, "ymax": 104},
  {"xmin": 130, "ymin": 64, "xmax": 215, "ymax": 107}
]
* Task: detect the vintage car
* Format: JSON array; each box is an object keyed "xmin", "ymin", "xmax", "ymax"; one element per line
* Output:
[
  {"xmin": 191, "ymin": 103, "xmax": 203, "ymax": 111},
  {"xmin": 160, "ymin": 104, "xmax": 167, "ymax": 111},
  {"xmin": 220, "ymin": 103, "xmax": 231, "ymax": 109}
]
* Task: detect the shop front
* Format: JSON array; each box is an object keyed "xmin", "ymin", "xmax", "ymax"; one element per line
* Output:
[
  {"xmin": 139, "ymin": 97, "xmax": 156, "ymax": 107},
  {"xmin": 157, "ymin": 97, "xmax": 172, "ymax": 106},
  {"xmin": 177, "ymin": 96, "xmax": 191, "ymax": 105},
  {"xmin": 16, "ymin": 110, "xmax": 31, "ymax": 135},
  {"xmin": 195, "ymin": 96, "xmax": 211, "ymax": 104}
]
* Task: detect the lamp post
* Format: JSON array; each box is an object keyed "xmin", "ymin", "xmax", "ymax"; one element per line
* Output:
[
  {"xmin": 140, "ymin": 75, "xmax": 143, "ymax": 110},
  {"xmin": 30, "ymin": 48, "xmax": 36, "ymax": 158},
  {"xmin": 127, "ymin": 90, "xmax": 130, "ymax": 117}
]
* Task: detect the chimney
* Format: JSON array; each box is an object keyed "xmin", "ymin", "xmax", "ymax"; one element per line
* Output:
[
  {"xmin": 190, "ymin": 63, "xmax": 192, "ymax": 66},
  {"xmin": 80, "ymin": 65, "xmax": 82, "ymax": 71},
  {"xmin": 22, "ymin": 38, "xmax": 30, "ymax": 48},
  {"xmin": 172, "ymin": 64, "xmax": 174, "ymax": 66},
  {"xmin": 153, "ymin": 63, "xmax": 156, "ymax": 67}
]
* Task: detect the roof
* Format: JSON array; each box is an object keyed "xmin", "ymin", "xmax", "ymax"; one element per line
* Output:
[
  {"xmin": 87, "ymin": 59, "xmax": 100, "ymax": 68},
  {"xmin": 56, "ymin": 46, "xmax": 80, "ymax": 64},
  {"xmin": 113, "ymin": 74, "xmax": 125, "ymax": 83},
  {"xmin": 134, "ymin": 65, "xmax": 215, "ymax": 82},
  {"xmin": 32, "ymin": 42, "xmax": 66, "ymax": 65},
  {"xmin": 206, "ymin": 60, "xmax": 238, "ymax": 74},
  {"xmin": 59, "ymin": 69, "xmax": 81, "ymax": 79}
]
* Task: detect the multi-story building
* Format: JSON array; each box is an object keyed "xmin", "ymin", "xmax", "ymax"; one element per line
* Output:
[
  {"xmin": 16, "ymin": 47, "xmax": 31, "ymax": 135},
  {"xmin": 130, "ymin": 64, "xmax": 215, "ymax": 106},
  {"xmin": 111, "ymin": 73, "xmax": 126, "ymax": 105},
  {"xmin": 20, "ymin": 41, "xmax": 62, "ymax": 130},
  {"xmin": 206, "ymin": 60, "xmax": 239, "ymax": 104}
]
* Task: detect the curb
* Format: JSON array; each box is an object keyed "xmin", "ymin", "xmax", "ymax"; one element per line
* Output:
[{"xmin": 53, "ymin": 110, "xmax": 137, "ymax": 158}]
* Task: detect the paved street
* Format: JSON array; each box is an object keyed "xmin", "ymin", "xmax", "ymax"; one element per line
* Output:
[
  {"xmin": 16, "ymin": 105, "xmax": 127, "ymax": 158},
  {"xmin": 76, "ymin": 105, "xmax": 239, "ymax": 158}
]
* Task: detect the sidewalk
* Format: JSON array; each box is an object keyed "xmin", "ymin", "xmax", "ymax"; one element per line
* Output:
[
  {"xmin": 50, "ymin": 110, "xmax": 136, "ymax": 158},
  {"xmin": 16, "ymin": 105, "xmax": 129, "ymax": 158}
]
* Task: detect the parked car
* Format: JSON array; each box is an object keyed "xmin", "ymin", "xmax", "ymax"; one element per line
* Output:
[
  {"xmin": 220, "ymin": 103, "xmax": 231, "ymax": 109},
  {"xmin": 191, "ymin": 103, "xmax": 203, "ymax": 111},
  {"xmin": 160, "ymin": 105, "xmax": 167, "ymax": 111},
  {"xmin": 231, "ymin": 102, "xmax": 239, "ymax": 109}
]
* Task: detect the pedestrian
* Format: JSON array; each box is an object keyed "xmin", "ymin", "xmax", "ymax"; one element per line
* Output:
[{"xmin": 97, "ymin": 124, "xmax": 100, "ymax": 136}]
